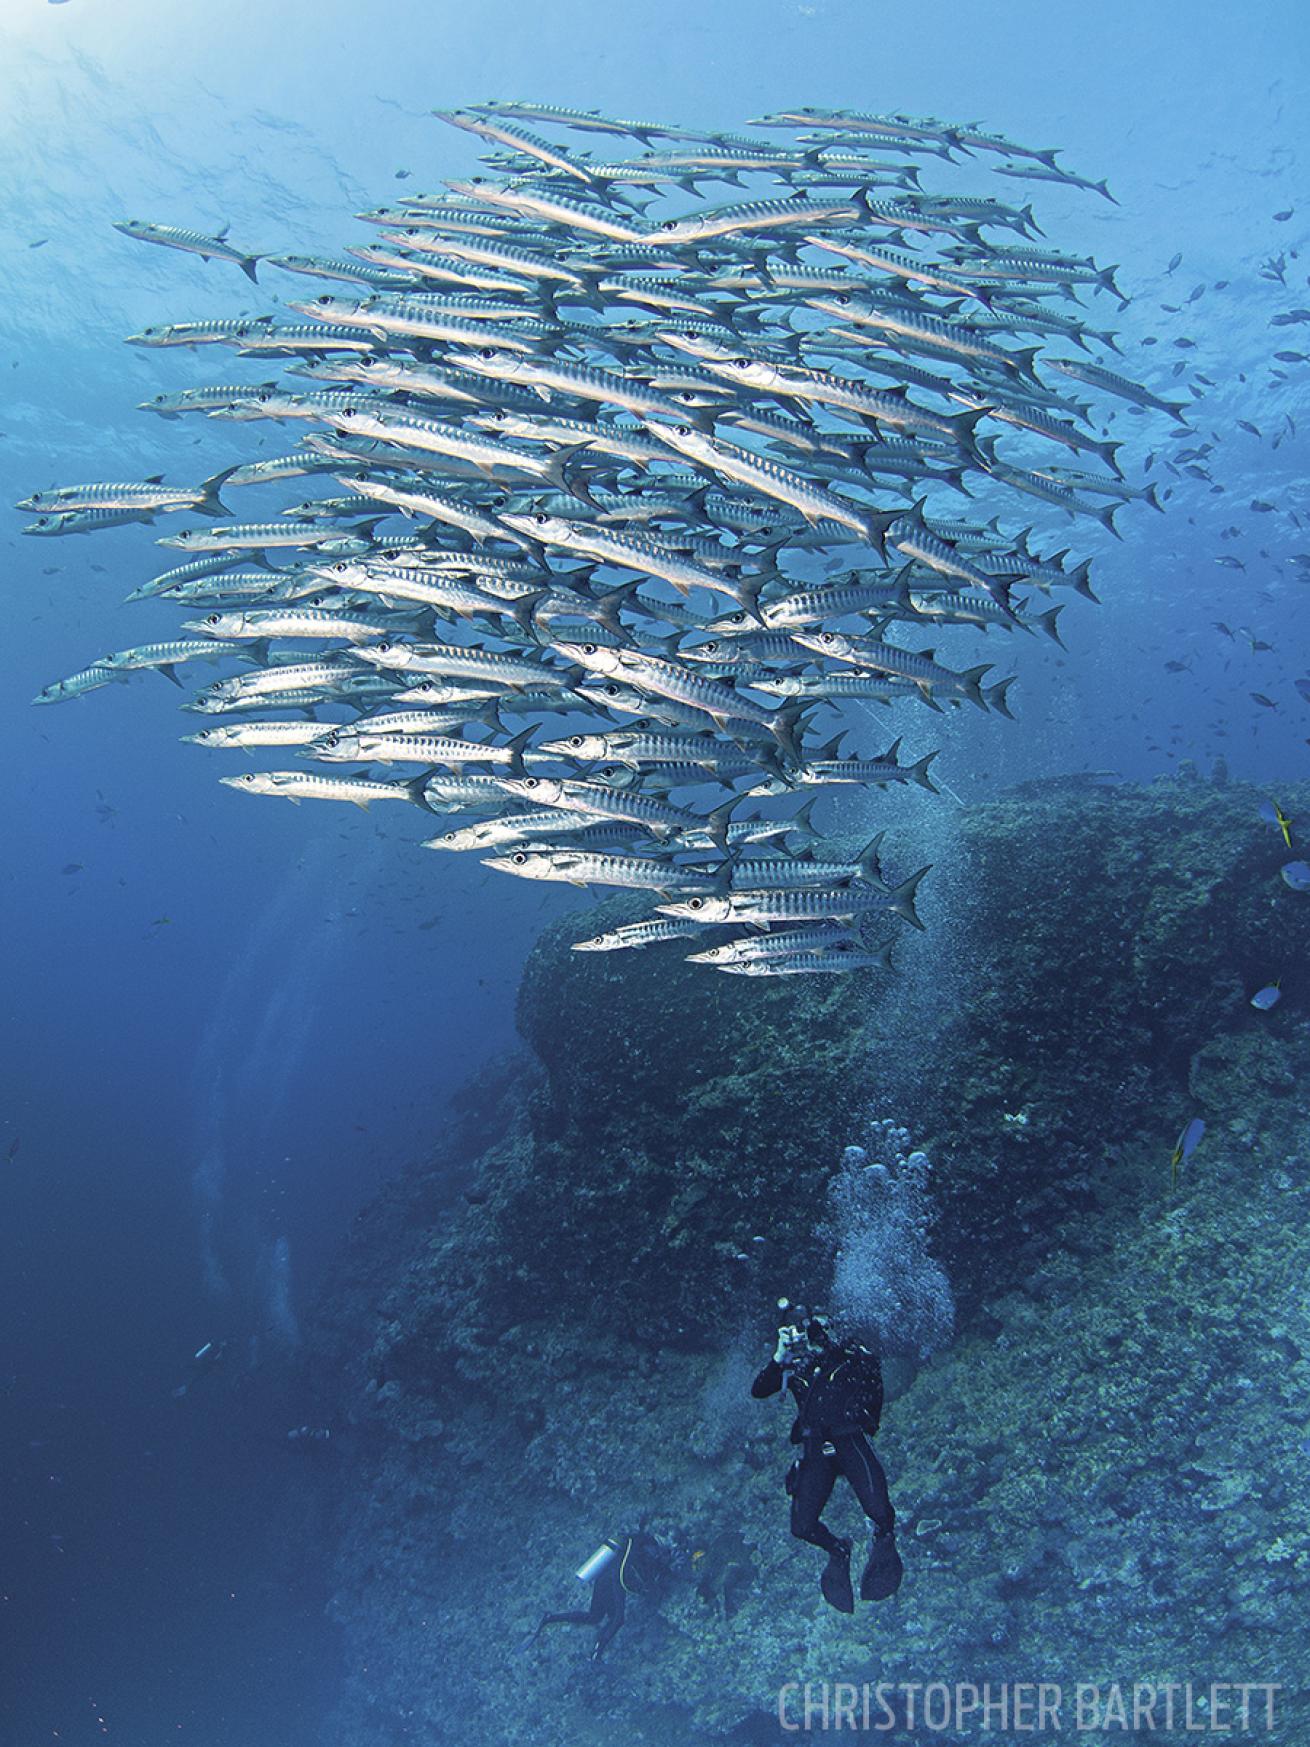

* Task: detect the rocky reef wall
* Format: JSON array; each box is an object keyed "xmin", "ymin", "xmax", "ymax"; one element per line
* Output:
[{"xmin": 308, "ymin": 779, "xmax": 1310, "ymax": 1746}]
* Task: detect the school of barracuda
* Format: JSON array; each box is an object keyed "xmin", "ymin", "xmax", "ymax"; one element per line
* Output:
[{"xmin": 25, "ymin": 103, "xmax": 1179, "ymax": 975}]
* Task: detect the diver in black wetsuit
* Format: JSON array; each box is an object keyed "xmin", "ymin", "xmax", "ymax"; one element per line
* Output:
[
  {"xmin": 528, "ymin": 1531, "xmax": 667, "ymax": 1658},
  {"xmin": 753, "ymin": 1307, "xmax": 903, "ymax": 1614}
]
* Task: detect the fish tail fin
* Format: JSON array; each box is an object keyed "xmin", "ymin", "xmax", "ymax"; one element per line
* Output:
[
  {"xmin": 1096, "ymin": 181, "xmax": 1119, "ymax": 207},
  {"xmin": 1098, "ymin": 439, "xmax": 1125, "ymax": 480},
  {"xmin": 960, "ymin": 663, "xmax": 991, "ymax": 711},
  {"xmin": 855, "ymin": 830, "xmax": 886, "ymax": 887},
  {"xmin": 889, "ymin": 865, "xmax": 931, "ymax": 931},
  {"xmin": 406, "ymin": 774, "xmax": 436, "ymax": 811},
  {"xmin": 240, "ymin": 256, "xmax": 261, "ymax": 284},
  {"xmin": 910, "ymin": 750, "xmax": 940, "ymax": 793},
  {"xmin": 1097, "ymin": 501, "xmax": 1122, "ymax": 539},
  {"xmin": 1012, "ymin": 344, "xmax": 1044, "ymax": 381},
  {"xmin": 986, "ymin": 676, "xmax": 1017, "ymax": 719},
  {"xmin": 861, "ymin": 507, "xmax": 898, "ymax": 560},
  {"xmin": 705, "ymin": 795, "xmax": 743, "ymax": 853},
  {"xmin": 1034, "ymin": 605, "xmax": 1066, "ymax": 648},
  {"xmin": 788, "ymin": 793, "xmax": 821, "ymax": 841},
  {"xmin": 1146, "ymin": 483, "xmax": 1165, "ymax": 513},
  {"xmin": 505, "ymin": 727, "xmax": 535, "ymax": 776},
  {"xmin": 769, "ymin": 701, "xmax": 806, "ymax": 766},
  {"xmin": 1021, "ymin": 203, "xmax": 1044, "ymax": 238},
  {"xmin": 1071, "ymin": 560, "xmax": 1099, "ymax": 601},
  {"xmin": 197, "ymin": 462, "xmax": 241, "ymax": 517},
  {"xmin": 544, "ymin": 443, "xmax": 599, "ymax": 507},
  {"xmin": 732, "ymin": 570, "xmax": 769, "ymax": 625},
  {"xmin": 948, "ymin": 405, "xmax": 991, "ymax": 463},
  {"xmin": 592, "ymin": 578, "xmax": 640, "ymax": 633}
]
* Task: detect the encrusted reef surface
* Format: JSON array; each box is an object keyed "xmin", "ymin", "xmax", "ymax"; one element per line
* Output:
[{"xmin": 309, "ymin": 780, "xmax": 1310, "ymax": 1746}]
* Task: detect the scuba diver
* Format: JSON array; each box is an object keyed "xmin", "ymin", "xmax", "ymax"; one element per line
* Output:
[
  {"xmin": 752, "ymin": 1303, "xmax": 903, "ymax": 1614},
  {"xmin": 526, "ymin": 1530, "xmax": 668, "ymax": 1658},
  {"xmin": 171, "ymin": 1338, "xmax": 228, "ymax": 1400}
]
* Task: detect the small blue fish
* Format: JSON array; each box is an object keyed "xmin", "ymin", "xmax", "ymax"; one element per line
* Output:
[
  {"xmin": 1281, "ymin": 860, "xmax": 1310, "ymax": 891},
  {"xmin": 1250, "ymin": 983, "xmax": 1282, "ymax": 1011},
  {"xmin": 1171, "ymin": 1117, "xmax": 1205, "ymax": 1183}
]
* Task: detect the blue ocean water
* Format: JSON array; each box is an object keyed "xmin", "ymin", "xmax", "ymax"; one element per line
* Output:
[{"xmin": 1, "ymin": 2, "xmax": 1307, "ymax": 1742}]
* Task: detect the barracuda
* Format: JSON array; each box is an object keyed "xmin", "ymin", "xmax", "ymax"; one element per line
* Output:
[
  {"xmin": 182, "ymin": 606, "xmax": 402, "ymax": 643},
  {"xmin": 159, "ymin": 520, "xmax": 367, "ymax": 552},
  {"xmin": 641, "ymin": 194, "xmax": 862, "ymax": 247},
  {"xmin": 304, "ymin": 728, "xmax": 534, "ymax": 769},
  {"xmin": 500, "ymin": 510, "xmax": 755, "ymax": 607},
  {"xmin": 267, "ymin": 252, "xmax": 419, "ymax": 290},
  {"xmin": 686, "ymin": 924, "xmax": 863, "ymax": 964},
  {"xmin": 445, "ymin": 179, "xmax": 648, "ymax": 244},
  {"xmin": 33, "ymin": 665, "xmax": 125, "ymax": 705},
  {"xmin": 232, "ymin": 322, "xmax": 379, "ymax": 354},
  {"xmin": 37, "ymin": 96, "xmax": 1173, "ymax": 973},
  {"xmin": 140, "ymin": 383, "xmax": 280, "ymax": 419},
  {"xmin": 219, "ymin": 770, "xmax": 429, "ymax": 809},
  {"xmin": 445, "ymin": 344, "xmax": 713, "ymax": 426},
  {"xmin": 493, "ymin": 772, "xmax": 715, "ymax": 842},
  {"xmin": 643, "ymin": 423, "xmax": 896, "ymax": 554},
  {"xmin": 657, "ymin": 870, "xmax": 929, "ymax": 929},
  {"xmin": 482, "ymin": 847, "xmax": 720, "ymax": 889},
  {"xmin": 803, "ymin": 234, "xmax": 990, "ymax": 302},
  {"xmin": 182, "ymin": 721, "xmax": 338, "ymax": 750},
  {"xmin": 290, "ymin": 293, "xmax": 549, "ymax": 354},
  {"xmin": 436, "ymin": 109, "xmax": 601, "ymax": 190},
  {"xmin": 334, "ymin": 473, "xmax": 535, "ymax": 549},
  {"xmin": 538, "ymin": 727, "xmax": 764, "ymax": 773},
  {"xmin": 114, "ymin": 219, "xmax": 262, "ymax": 282},
  {"xmin": 790, "ymin": 630, "xmax": 993, "ymax": 709},
  {"xmin": 319, "ymin": 403, "xmax": 571, "ymax": 484},
  {"xmin": 98, "ymin": 639, "xmax": 253, "ymax": 682},
  {"xmin": 571, "ymin": 917, "xmax": 714, "ymax": 951},
  {"xmin": 350, "ymin": 640, "xmax": 573, "ymax": 689}
]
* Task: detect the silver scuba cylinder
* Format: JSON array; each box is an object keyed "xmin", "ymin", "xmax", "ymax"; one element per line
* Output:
[{"xmin": 575, "ymin": 1538, "xmax": 622, "ymax": 1584}]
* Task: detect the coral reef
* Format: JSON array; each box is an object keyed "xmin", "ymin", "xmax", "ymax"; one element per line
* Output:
[{"xmin": 307, "ymin": 780, "xmax": 1310, "ymax": 1746}]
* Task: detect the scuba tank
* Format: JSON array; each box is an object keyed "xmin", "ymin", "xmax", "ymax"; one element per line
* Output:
[{"xmin": 576, "ymin": 1538, "xmax": 622, "ymax": 1584}]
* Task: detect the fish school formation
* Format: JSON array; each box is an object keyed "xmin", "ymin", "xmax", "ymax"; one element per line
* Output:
[{"xmin": 25, "ymin": 103, "xmax": 1181, "ymax": 974}]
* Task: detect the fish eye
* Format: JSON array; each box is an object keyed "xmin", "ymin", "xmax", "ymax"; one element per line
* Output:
[
  {"xmin": 675, "ymin": 424, "xmax": 692, "ymax": 437},
  {"xmin": 478, "ymin": 348, "xmax": 496, "ymax": 359},
  {"xmin": 582, "ymin": 643, "xmax": 598, "ymax": 655},
  {"xmin": 241, "ymin": 774, "xmax": 256, "ymax": 784},
  {"xmin": 732, "ymin": 357, "xmax": 750, "ymax": 368},
  {"xmin": 512, "ymin": 852, "xmax": 527, "ymax": 864},
  {"xmin": 688, "ymin": 897, "xmax": 704, "ymax": 910},
  {"xmin": 376, "ymin": 641, "xmax": 391, "ymax": 652},
  {"xmin": 569, "ymin": 735, "xmax": 583, "ymax": 747},
  {"xmin": 205, "ymin": 614, "xmax": 220, "ymax": 626},
  {"xmin": 522, "ymin": 778, "xmax": 539, "ymax": 789},
  {"xmin": 660, "ymin": 219, "xmax": 678, "ymax": 231},
  {"xmin": 835, "ymin": 293, "xmax": 851, "ymax": 306}
]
